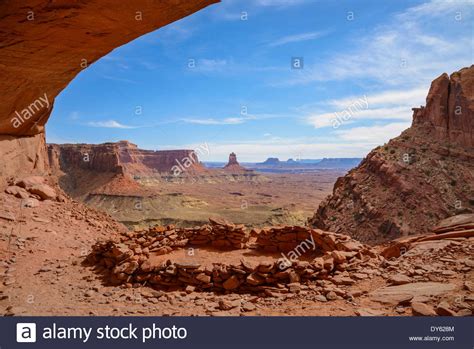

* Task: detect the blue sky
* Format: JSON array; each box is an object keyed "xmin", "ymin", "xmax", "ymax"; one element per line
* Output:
[{"xmin": 47, "ymin": 0, "xmax": 473, "ymax": 162}]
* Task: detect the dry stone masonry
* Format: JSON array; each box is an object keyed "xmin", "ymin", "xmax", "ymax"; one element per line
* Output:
[
  {"xmin": 254, "ymin": 225, "xmax": 366, "ymax": 253},
  {"xmin": 88, "ymin": 220, "xmax": 379, "ymax": 295}
]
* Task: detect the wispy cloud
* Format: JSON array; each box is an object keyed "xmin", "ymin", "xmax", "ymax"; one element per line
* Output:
[
  {"xmin": 335, "ymin": 122, "xmax": 410, "ymax": 144},
  {"xmin": 306, "ymin": 87, "xmax": 426, "ymax": 129},
  {"xmin": 327, "ymin": 88, "xmax": 427, "ymax": 109},
  {"xmin": 281, "ymin": 0, "xmax": 472, "ymax": 87},
  {"xmin": 268, "ymin": 31, "xmax": 329, "ymax": 47},
  {"xmin": 181, "ymin": 113, "xmax": 292, "ymax": 126},
  {"xmin": 181, "ymin": 116, "xmax": 252, "ymax": 125},
  {"xmin": 86, "ymin": 120, "xmax": 139, "ymax": 129}
]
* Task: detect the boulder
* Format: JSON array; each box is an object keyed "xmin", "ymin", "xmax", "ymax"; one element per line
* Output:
[
  {"xmin": 196, "ymin": 273, "xmax": 211, "ymax": 284},
  {"xmin": 436, "ymin": 302, "xmax": 456, "ymax": 316},
  {"xmin": 5, "ymin": 186, "xmax": 29, "ymax": 199},
  {"xmin": 28, "ymin": 184, "xmax": 57, "ymax": 200},
  {"xmin": 15, "ymin": 176, "xmax": 45, "ymax": 188},
  {"xmin": 388, "ymin": 274, "xmax": 412, "ymax": 285},
  {"xmin": 222, "ymin": 275, "xmax": 240, "ymax": 290},
  {"xmin": 411, "ymin": 302, "xmax": 436, "ymax": 316},
  {"xmin": 369, "ymin": 282, "xmax": 456, "ymax": 305},
  {"xmin": 21, "ymin": 198, "xmax": 40, "ymax": 208},
  {"xmin": 246, "ymin": 273, "xmax": 265, "ymax": 286}
]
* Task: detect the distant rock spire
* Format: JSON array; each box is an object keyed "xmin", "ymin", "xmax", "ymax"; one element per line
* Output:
[
  {"xmin": 226, "ymin": 152, "xmax": 239, "ymax": 166},
  {"xmin": 224, "ymin": 152, "xmax": 248, "ymax": 173}
]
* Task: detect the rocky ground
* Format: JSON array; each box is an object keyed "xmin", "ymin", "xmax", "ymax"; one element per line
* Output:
[{"xmin": 0, "ymin": 176, "xmax": 472, "ymax": 317}]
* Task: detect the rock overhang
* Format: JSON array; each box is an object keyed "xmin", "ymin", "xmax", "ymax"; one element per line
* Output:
[{"xmin": 0, "ymin": 0, "xmax": 219, "ymax": 137}]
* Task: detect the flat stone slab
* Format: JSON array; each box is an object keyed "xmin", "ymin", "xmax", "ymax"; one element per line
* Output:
[
  {"xmin": 369, "ymin": 282, "xmax": 456, "ymax": 305},
  {"xmin": 355, "ymin": 308, "xmax": 387, "ymax": 316},
  {"xmin": 405, "ymin": 240, "xmax": 453, "ymax": 256},
  {"xmin": 434, "ymin": 214, "xmax": 474, "ymax": 233}
]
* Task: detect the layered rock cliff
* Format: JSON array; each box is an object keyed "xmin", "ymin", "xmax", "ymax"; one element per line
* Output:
[
  {"xmin": 310, "ymin": 66, "xmax": 474, "ymax": 244},
  {"xmin": 48, "ymin": 141, "xmax": 206, "ymax": 176},
  {"xmin": 0, "ymin": 0, "xmax": 218, "ymax": 183},
  {"xmin": 412, "ymin": 66, "xmax": 473, "ymax": 147}
]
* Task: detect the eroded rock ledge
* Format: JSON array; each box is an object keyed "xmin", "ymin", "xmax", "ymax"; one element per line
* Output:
[
  {"xmin": 48, "ymin": 141, "xmax": 206, "ymax": 175},
  {"xmin": 0, "ymin": 0, "xmax": 218, "ymax": 182},
  {"xmin": 0, "ymin": 0, "xmax": 218, "ymax": 136},
  {"xmin": 310, "ymin": 66, "xmax": 474, "ymax": 244}
]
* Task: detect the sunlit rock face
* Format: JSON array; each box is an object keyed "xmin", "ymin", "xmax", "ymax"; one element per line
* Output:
[
  {"xmin": 0, "ymin": 0, "xmax": 218, "ymax": 181},
  {"xmin": 310, "ymin": 66, "xmax": 474, "ymax": 244},
  {"xmin": 412, "ymin": 66, "xmax": 474, "ymax": 148},
  {"xmin": 47, "ymin": 141, "xmax": 205, "ymax": 175}
]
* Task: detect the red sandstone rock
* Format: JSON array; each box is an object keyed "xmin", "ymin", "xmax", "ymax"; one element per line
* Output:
[
  {"xmin": 48, "ymin": 141, "xmax": 207, "ymax": 176},
  {"xmin": 0, "ymin": 0, "xmax": 218, "ymax": 183},
  {"xmin": 413, "ymin": 67, "xmax": 474, "ymax": 148},
  {"xmin": 310, "ymin": 66, "xmax": 474, "ymax": 244},
  {"xmin": 15, "ymin": 176, "xmax": 45, "ymax": 188},
  {"xmin": 411, "ymin": 302, "xmax": 437, "ymax": 316},
  {"xmin": 223, "ymin": 275, "xmax": 240, "ymax": 290},
  {"xmin": 5, "ymin": 186, "xmax": 29, "ymax": 199},
  {"xmin": 28, "ymin": 184, "xmax": 57, "ymax": 200},
  {"xmin": 223, "ymin": 152, "xmax": 250, "ymax": 173},
  {"xmin": 433, "ymin": 214, "xmax": 474, "ymax": 234}
]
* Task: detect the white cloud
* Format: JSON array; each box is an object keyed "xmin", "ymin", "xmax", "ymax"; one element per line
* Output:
[
  {"xmin": 283, "ymin": 0, "xmax": 472, "ymax": 87},
  {"xmin": 396, "ymin": 0, "xmax": 465, "ymax": 22},
  {"xmin": 328, "ymin": 88, "xmax": 427, "ymax": 109},
  {"xmin": 306, "ymin": 87, "xmax": 426, "ymax": 129},
  {"xmin": 86, "ymin": 120, "xmax": 139, "ymax": 129},
  {"xmin": 181, "ymin": 113, "xmax": 292, "ymax": 126},
  {"xmin": 181, "ymin": 117, "xmax": 251, "ymax": 125},
  {"xmin": 268, "ymin": 31, "xmax": 329, "ymax": 47},
  {"xmin": 335, "ymin": 122, "xmax": 410, "ymax": 144},
  {"xmin": 339, "ymin": 106, "xmax": 410, "ymax": 120}
]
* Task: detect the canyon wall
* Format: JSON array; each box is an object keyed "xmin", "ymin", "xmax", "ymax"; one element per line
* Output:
[
  {"xmin": 0, "ymin": 134, "xmax": 49, "ymax": 181},
  {"xmin": 48, "ymin": 141, "xmax": 205, "ymax": 176},
  {"xmin": 310, "ymin": 66, "xmax": 474, "ymax": 244},
  {"xmin": 0, "ymin": 0, "xmax": 218, "ymax": 182},
  {"xmin": 412, "ymin": 66, "xmax": 473, "ymax": 147}
]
